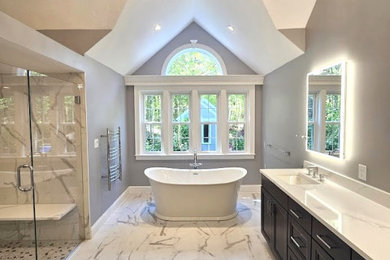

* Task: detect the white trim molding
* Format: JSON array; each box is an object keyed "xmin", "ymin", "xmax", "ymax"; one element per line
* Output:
[{"xmin": 125, "ymin": 75, "xmax": 264, "ymax": 86}]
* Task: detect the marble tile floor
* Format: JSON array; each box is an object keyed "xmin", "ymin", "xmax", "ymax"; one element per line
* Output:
[
  {"xmin": 69, "ymin": 187, "xmax": 275, "ymax": 260},
  {"xmin": 0, "ymin": 240, "xmax": 79, "ymax": 260}
]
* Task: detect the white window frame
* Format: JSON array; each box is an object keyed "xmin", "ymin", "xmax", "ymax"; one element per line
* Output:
[
  {"xmin": 161, "ymin": 43, "xmax": 227, "ymax": 76},
  {"xmin": 227, "ymin": 93, "xmax": 247, "ymax": 153},
  {"xmin": 199, "ymin": 93, "xmax": 218, "ymax": 150},
  {"xmin": 134, "ymin": 84, "xmax": 256, "ymax": 160},
  {"xmin": 170, "ymin": 92, "xmax": 192, "ymax": 153},
  {"xmin": 139, "ymin": 91, "xmax": 164, "ymax": 154},
  {"xmin": 308, "ymin": 88, "xmax": 341, "ymax": 153}
]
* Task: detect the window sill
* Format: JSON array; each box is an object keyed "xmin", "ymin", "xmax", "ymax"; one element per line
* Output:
[{"xmin": 135, "ymin": 153, "xmax": 255, "ymax": 160}]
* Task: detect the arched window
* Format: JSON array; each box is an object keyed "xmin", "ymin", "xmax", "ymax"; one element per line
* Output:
[{"xmin": 162, "ymin": 44, "xmax": 226, "ymax": 76}]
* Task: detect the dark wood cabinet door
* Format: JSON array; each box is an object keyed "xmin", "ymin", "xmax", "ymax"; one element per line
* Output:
[
  {"xmin": 274, "ymin": 200, "xmax": 288, "ymax": 260},
  {"xmin": 352, "ymin": 250, "xmax": 365, "ymax": 260},
  {"xmin": 261, "ymin": 190, "xmax": 274, "ymax": 244},
  {"xmin": 288, "ymin": 248, "xmax": 301, "ymax": 260},
  {"xmin": 312, "ymin": 239, "xmax": 334, "ymax": 260}
]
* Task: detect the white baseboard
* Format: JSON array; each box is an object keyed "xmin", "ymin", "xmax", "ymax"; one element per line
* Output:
[{"xmin": 90, "ymin": 187, "xmax": 131, "ymax": 237}]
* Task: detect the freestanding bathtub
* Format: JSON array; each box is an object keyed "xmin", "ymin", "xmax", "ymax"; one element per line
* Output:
[{"xmin": 144, "ymin": 167, "xmax": 247, "ymax": 221}]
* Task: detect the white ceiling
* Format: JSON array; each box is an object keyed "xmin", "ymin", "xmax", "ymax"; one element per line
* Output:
[
  {"xmin": 0, "ymin": 0, "xmax": 316, "ymax": 76},
  {"xmin": 86, "ymin": 0, "xmax": 316, "ymax": 75},
  {"xmin": 262, "ymin": 0, "xmax": 317, "ymax": 29}
]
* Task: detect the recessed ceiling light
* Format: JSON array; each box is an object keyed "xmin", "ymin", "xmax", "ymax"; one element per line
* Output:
[
  {"xmin": 154, "ymin": 24, "xmax": 161, "ymax": 31},
  {"xmin": 227, "ymin": 25, "xmax": 234, "ymax": 32}
]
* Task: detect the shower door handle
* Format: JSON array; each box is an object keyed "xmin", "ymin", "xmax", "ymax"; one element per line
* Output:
[{"xmin": 16, "ymin": 164, "xmax": 34, "ymax": 192}]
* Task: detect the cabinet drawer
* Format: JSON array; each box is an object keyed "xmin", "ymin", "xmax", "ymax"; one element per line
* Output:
[
  {"xmin": 312, "ymin": 219, "xmax": 351, "ymax": 259},
  {"xmin": 288, "ymin": 198, "xmax": 312, "ymax": 234},
  {"xmin": 262, "ymin": 174, "xmax": 288, "ymax": 209},
  {"xmin": 311, "ymin": 239, "xmax": 333, "ymax": 260},
  {"xmin": 288, "ymin": 218, "xmax": 311, "ymax": 259}
]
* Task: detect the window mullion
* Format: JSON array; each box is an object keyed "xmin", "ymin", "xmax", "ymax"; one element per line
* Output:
[
  {"xmin": 162, "ymin": 90, "xmax": 170, "ymax": 155},
  {"xmin": 191, "ymin": 89, "xmax": 199, "ymax": 152},
  {"xmin": 220, "ymin": 90, "xmax": 228, "ymax": 154},
  {"xmin": 318, "ymin": 89, "xmax": 327, "ymax": 153},
  {"xmin": 248, "ymin": 88, "xmax": 255, "ymax": 154}
]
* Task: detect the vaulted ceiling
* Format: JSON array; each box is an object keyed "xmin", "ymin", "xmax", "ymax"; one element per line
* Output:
[{"xmin": 0, "ymin": 0, "xmax": 316, "ymax": 76}]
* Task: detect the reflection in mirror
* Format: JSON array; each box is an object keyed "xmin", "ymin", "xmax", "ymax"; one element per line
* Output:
[{"xmin": 306, "ymin": 62, "xmax": 346, "ymax": 158}]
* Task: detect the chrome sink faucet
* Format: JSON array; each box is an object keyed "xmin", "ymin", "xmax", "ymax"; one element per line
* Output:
[
  {"xmin": 189, "ymin": 149, "xmax": 202, "ymax": 169},
  {"xmin": 306, "ymin": 166, "xmax": 318, "ymax": 178}
]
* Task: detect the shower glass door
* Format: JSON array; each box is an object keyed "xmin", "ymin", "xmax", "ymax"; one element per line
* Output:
[
  {"xmin": 0, "ymin": 64, "xmax": 38, "ymax": 259},
  {"xmin": 0, "ymin": 63, "xmax": 84, "ymax": 259}
]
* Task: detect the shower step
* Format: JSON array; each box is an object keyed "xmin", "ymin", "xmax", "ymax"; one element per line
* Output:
[{"xmin": 0, "ymin": 204, "xmax": 76, "ymax": 221}]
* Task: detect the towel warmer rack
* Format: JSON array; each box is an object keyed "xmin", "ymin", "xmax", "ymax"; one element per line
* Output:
[{"xmin": 101, "ymin": 127, "xmax": 122, "ymax": 190}]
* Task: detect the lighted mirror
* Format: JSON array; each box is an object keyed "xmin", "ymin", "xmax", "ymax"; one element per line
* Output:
[{"xmin": 306, "ymin": 62, "xmax": 346, "ymax": 158}]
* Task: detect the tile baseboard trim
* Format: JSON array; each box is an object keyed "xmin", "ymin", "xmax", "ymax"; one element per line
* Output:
[{"xmin": 90, "ymin": 187, "xmax": 131, "ymax": 237}]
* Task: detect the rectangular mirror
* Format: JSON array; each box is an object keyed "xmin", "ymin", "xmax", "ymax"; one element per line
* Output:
[{"xmin": 306, "ymin": 62, "xmax": 346, "ymax": 158}]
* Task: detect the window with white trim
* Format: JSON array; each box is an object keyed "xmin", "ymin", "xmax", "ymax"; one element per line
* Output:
[
  {"xmin": 228, "ymin": 94, "xmax": 246, "ymax": 152},
  {"xmin": 135, "ymin": 85, "xmax": 255, "ymax": 160},
  {"xmin": 162, "ymin": 43, "xmax": 227, "ymax": 76},
  {"xmin": 171, "ymin": 94, "xmax": 191, "ymax": 152},
  {"xmin": 200, "ymin": 94, "xmax": 217, "ymax": 152},
  {"xmin": 143, "ymin": 94, "xmax": 162, "ymax": 152}
]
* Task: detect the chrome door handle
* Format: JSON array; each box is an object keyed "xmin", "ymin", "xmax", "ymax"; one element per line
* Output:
[
  {"xmin": 316, "ymin": 234, "xmax": 336, "ymax": 250},
  {"xmin": 290, "ymin": 236, "xmax": 304, "ymax": 248},
  {"xmin": 289, "ymin": 209, "xmax": 301, "ymax": 219},
  {"xmin": 16, "ymin": 164, "xmax": 34, "ymax": 192}
]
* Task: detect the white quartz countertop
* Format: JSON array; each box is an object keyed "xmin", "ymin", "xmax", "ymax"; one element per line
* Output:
[
  {"xmin": 0, "ymin": 204, "xmax": 76, "ymax": 221},
  {"xmin": 260, "ymin": 169, "xmax": 390, "ymax": 260}
]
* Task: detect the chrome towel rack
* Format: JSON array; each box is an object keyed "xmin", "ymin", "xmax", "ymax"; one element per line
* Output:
[
  {"xmin": 266, "ymin": 144, "xmax": 291, "ymax": 156},
  {"xmin": 101, "ymin": 127, "xmax": 122, "ymax": 190}
]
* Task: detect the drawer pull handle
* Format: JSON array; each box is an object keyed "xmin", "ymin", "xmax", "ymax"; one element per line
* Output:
[
  {"xmin": 289, "ymin": 209, "xmax": 301, "ymax": 219},
  {"xmin": 290, "ymin": 236, "xmax": 304, "ymax": 248},
  {"xmin": 316, "ymin": 234, "xmax": 336, "ymax": 250}
]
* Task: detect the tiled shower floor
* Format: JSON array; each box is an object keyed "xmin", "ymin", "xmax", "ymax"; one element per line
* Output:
[
  {"xmin": 70, "ymin": 187, "xmax": 275, "ymax": 260},
  {"xmin": 0, "ymin": 240, "xmax": 79, "ymax": 260}
]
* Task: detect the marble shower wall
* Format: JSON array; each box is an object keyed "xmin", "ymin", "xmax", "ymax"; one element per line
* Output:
[{"xmin": 0, "ymin": 72, "xmax": 87, "ymax": 241}]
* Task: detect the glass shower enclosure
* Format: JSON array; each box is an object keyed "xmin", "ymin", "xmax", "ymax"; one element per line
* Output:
[{"xmin": 0, "ymin": 63, "xmax": 85, "ymax": 259}]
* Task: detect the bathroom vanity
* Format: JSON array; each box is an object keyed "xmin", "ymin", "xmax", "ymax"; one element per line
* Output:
[{"xmin": 259, "ymin": 168, "xmax": 390, "ymax": 260}]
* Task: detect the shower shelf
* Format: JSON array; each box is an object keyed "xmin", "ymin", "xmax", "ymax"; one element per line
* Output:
[{"xmin": 0, "ymin": 204, "xmax": 76, "ymax": 221}]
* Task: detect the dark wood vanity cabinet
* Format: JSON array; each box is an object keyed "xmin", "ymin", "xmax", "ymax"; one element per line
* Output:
[
  {"xmin": 261, "ymin": 189, "xmax": 288, "ymax": 260},
  {"xmin": 312, "ymin": 239, "xmax": 333, "ymax": 260},
  {"xmin": 261, "ymin": 174, "xmax": 366, "ymax": 260}
]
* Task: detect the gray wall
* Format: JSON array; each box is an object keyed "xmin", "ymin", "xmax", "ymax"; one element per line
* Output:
[
  {"xmin": 83, "ymin": 56, "xmax": 128, "ymax": 225},
  {"xmin": 133, "ymin": 22, "xmax": 256, "ymax": 75},
  {"xmin": 263, "ymin": 0, "xmax": 390, "ymax": 192},
  {"xmin": 126, "ymin": 86, "xmax": 263, "ymax": 186}
]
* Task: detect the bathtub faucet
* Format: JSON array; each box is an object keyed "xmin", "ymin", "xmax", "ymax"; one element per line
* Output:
[{"xmin": 189, "ymin": 149, "xmax": 202, "ymax": 169}]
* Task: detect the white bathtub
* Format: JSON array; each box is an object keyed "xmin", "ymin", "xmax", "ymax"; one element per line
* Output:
[{"xmin": 144, "ymin": 167, "xmax": 247, "ymax": 221}]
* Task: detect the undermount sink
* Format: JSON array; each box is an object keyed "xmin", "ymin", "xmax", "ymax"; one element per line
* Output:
[{"xmin": 277, "ymin": 174, "xmax": 320, "ymax": 185}]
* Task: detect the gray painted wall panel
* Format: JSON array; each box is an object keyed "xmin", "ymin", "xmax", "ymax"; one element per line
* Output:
[
  {"xmin": 133, "ymin": 22, "xmax": 256, "ymax": 75},
  {"xmin": 84, "ymin": 56, "xmax": 128, "ymax": 225},
  {"xmin": 263, "ymin": 0, "xmax": 390, "ymax": 192}
]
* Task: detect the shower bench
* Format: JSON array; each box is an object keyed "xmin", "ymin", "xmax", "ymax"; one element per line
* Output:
[{"xmin": 0, "ymin": 204, "xmax": 76, "ymax": 221}]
